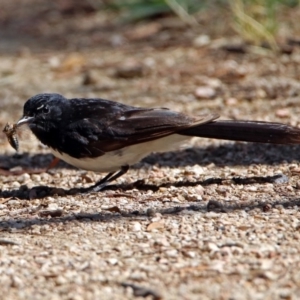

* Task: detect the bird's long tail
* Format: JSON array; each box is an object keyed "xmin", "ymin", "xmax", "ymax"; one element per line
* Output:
[{"xmin": 179, "ymin": 120, "xmax": 300, "ymax": 144}]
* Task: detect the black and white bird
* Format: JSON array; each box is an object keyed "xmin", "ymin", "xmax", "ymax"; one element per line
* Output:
[{"xmin": 17, "ymin": 93, "xmax": 300, "ymax": 192}]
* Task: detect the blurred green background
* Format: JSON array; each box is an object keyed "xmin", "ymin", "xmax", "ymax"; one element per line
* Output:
[{"xmin": 95, "ymin": 0, "xmax": 300, "ymax": 49}]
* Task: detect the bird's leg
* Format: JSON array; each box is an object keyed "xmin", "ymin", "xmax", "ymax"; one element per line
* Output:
[
  {"xmin": 94, "ymin": 171, "xmax": 116, "ymax": 185},
  {"xmin": 82, "ymin": 165, "xmax": 129, "ymax": 193},
  {"xmin": 103, "ymin": 165, "xmax": 129, "ymax": 183},
  {"xmin": 91, "ymin": 165, "xmax": 129, "ymax": 192}
]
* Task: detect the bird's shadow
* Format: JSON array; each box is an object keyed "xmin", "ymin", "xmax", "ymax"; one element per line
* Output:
[
  {"xmin": 141, "ymin": 142, "xmax": 300, "ymax": 168},
  {"xmin": 1, "ymin": 142, "xmax": 300, "ymax": 231},
  {"xmin": 0, "ymin": 173, "xmax": 289, "ymax": 200},
  {"xmin": 0, "ymin": 143, "xmax": 299, "ymax": 200},
  {"xmin": 1, "ymin": 188, "xmax": 300, "ymax": 231}
]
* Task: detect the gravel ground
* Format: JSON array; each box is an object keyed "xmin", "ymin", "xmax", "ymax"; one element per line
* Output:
[{"xmin": 1, "ymin": 2, "xmax": 300, "ymax": 299}]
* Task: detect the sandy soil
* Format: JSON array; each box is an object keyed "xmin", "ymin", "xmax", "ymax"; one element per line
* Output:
[{"xmin": 1, "ymin": 1, "xmax": 300, "ymax": 299}]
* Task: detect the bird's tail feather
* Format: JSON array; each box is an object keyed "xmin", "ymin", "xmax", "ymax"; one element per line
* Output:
[{"xmin": 179, "ymin": 120, "xmax": 300, "ymax": 144}]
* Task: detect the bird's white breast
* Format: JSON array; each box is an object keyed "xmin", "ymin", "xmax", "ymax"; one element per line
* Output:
[{"xmin": 50, "ymin": 134, "xmax": 188, "ymax": 172}]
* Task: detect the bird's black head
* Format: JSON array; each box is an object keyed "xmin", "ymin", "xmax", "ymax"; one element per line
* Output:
[{"xmin": 17, "ymin": 93, "xmax": 69, "ymax": 131}]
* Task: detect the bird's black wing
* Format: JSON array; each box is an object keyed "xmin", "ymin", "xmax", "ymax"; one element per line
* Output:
[{"xmin": 62, "ymin": 104, "xmax": 218, "ymax": 158}]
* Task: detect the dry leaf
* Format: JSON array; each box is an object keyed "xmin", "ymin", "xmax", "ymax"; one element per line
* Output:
[{"xmin": 146, "ymin": 221, "xmax": 164, "ymax": 231}]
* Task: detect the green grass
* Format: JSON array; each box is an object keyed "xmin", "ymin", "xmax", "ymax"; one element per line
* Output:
[
  {"xmin": 110, "ymin": 0, "xmax": 208, "ymax": 24},
  {"xmin": 101, "ymin": 0, "xmax": 300, "ymax": 49}
]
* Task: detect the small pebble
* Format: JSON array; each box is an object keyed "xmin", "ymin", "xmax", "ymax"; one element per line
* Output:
[
  {"xmin": 131, "ymin": 222, "xmax": 142, "ymax": 232},
  {"xmin": 195, "ymin": 86, "xmax": 216, "ymax": 99}
]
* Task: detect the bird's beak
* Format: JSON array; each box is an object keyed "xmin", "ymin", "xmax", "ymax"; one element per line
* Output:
[{"xmin": 17, "ymin": 116, "xmax": 34, "ymax": 127}]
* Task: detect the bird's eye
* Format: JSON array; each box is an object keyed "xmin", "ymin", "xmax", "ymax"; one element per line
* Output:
[{"xmin": 42, "ymin": 106, "xmax": 50, "ymax": 114}]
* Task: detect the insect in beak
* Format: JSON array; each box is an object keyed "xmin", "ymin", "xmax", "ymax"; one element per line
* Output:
[{"xmin": 3, "ymin": 123, "xmax": 19, "ymax": 151}]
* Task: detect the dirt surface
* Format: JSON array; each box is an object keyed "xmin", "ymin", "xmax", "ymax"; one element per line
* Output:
[{"xmin": 1, "ymin": 1, "xmax": 300, "ymax": 299}]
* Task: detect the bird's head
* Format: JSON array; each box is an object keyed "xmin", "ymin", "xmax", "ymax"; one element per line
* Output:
[{"xmin": 17, "ymin": 93, "xmax": 68, "ymax": 131}]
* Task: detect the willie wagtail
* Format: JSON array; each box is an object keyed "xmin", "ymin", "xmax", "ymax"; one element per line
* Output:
[{"xmin": 16, "ymin": 93, "xmax": 300, "ymax": 192}]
